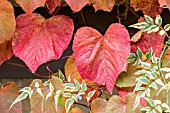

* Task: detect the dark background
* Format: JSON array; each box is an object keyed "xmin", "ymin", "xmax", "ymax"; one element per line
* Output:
[{"xmin": 0, "ymin": 5, "xmax": 170, "ymax": 78}]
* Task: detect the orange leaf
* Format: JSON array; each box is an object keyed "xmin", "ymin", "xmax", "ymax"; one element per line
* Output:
[
  {"xmin": 90, "ymin": 98, "xmax": 107, "ymax": 113},
  {"xmin": 0, "ymin": 40, "xmax": 13, "ymax": 65},
  {"xmin": 46, "ymin": 0, "xmax": 61, "ymax": 14},
  {"xmin": 131, "ymin": 31, "xmax": 142, "ymax": 43},
  {"xmin": 0, "ymin": 0, "xmax": 16, "ymax": 44},
  {"xmin": 16, "ymin": 0, "xmax": 46, "ymax": 14},
  {"xmin": 0, "ymin": 82, "xmax": 22, "ymax": 113},
  {"xmin": 158, "ymin": 0, "xmax": 170, "ymax": 10},
  {"xmin": 69, "ymin": 107, "xmax": 84, "ymax": 113},
  {"xmin": 130, "ymin": 0, "xmax": 163, "ymax": 18}
]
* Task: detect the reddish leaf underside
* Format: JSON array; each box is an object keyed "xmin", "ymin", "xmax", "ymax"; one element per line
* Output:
[
  {"xmin": 73, "ymin": 24, "xmax": 130, "ymax": 93},
  {"xmin": 0, "ymin": 0, "xmax": 16, "ymax": 44},
  {"xmin": 13, "ymin": 14, "xmax": 74, "ymax": 72},
  {"xmin": 158, "ymin": 0, "xmax": 170, "ymax": 10},
  {"xmin": 0, "ymin": 82, "xmax": 22, "ymax": 113},
  {"xmin": 15, "ymin": 0, "xmax": 46, "ymax": 14},
  {"xmin": 65, "ymin": 0, "xmax": 89, "ymax": 12},
  {"xmin": 46, "ymin": 0, "xmax": 61, "ymax": 14},
  {"xmin": 89, "ymin": 0, "xmax": 115, "ymax": 12},
  {"xmin": 130, "ymin": 0, "xmax": 163, "ymax": 18},
  {"xmin": 0, "ymin": 40, "xmax": 13, "ymax": 65},
  {"xmin": 131, "ymin": 31, "xmax": 166, "ymax": 57}
]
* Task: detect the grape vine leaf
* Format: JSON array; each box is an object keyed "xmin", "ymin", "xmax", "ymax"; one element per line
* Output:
[
  {"xmin": 73, "ymin": 23, "xmax": 131, "ymax": 93},
  {"xmin": 46, "ymin": 0, "xmax": 61, "ymax": 14},
  {"xmin": 105, "ymin": 94, "xmax": 141, "ymax": 113},
  {"xmin": 0, "ymin": 40, "xmax": 13, "ymax": 65},
  {"xmin": 0, "ymin": 0, "xmax": 16, "ymax": 44},
  {"xmin": 131, "ymin": 31, "xmax": 166, "ymax": 57},
  {"xmin": 89, "ymin": 0, "xmax": 115, "ymax": 12},
  {"xmin": 0, "ymin": 82, "xmax": 22, "ymax": 113},
  {"xmin": 65, "ymin": 0, "xmax": 89, "ymax": 12},
  {"xmin": 64, "ymin": 55, "xmax": 102, "ymax": 102},
  {"xmin": 13, "ymin": 14, "xmax": 74, "ymax": 72},
  {"xmin": 15, "ymin": 0, "xmax": 46, "ymax": 14},
  {"xmin": 130, "ymin": 0, "xmax": 163, "ymax": 18},
  {"xmin": 158, "ymin": 0, "xmax": 170, "ymax": 10},
  {"xmin": 90, "ymin": 98, "xmax": 107, "ymax": 113}
]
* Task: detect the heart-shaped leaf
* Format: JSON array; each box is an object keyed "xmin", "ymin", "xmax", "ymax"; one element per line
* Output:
[
  {"xmin": 16, "ymin": 0, "xmax": 46, "ymax": 14},
  {"xmin": 65, "ymin": 0, "xmax": 89, "ymax": 12},
  {"xmin": 0, "ymin": 0, "xmax": 16, "ymax": 44},
  {"xmin": 73, "ymin": 23, "xmax": 130, "ymax": 93},
  {"xmin": 46, "ymin": 0, "xmax": 61, "ymax": 14},
  {"xmin": 0, "ymin": 40, "xmax": 13, "ymax": 65},
  {"xmin": 158, "ymin": 0, "xmax": 170, "ymax": 10},
  {"xmin": 13, "ymin": 14, "xmax": 74, "ymax": 72}
]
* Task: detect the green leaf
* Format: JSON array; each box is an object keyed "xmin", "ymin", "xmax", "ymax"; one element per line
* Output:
[
  {"xmin": 140, "ymin": 106, "xmax": 152, "ymax": 112},
  {"xmin": 159, "ymin": 30, "xmax": 166, "ymax": 35},
  {"xmin": 151, "ymin": 54, "xmax": 157, "ymax": 63},
  {"xmin": 164, "ymin": 24, "xmax": 170, "ymax": 31},
  {"xmin": 10, "ymin": 92, "xmax": 29, "ymax": 110},
  {"xmin": 74, "ymin": 79, "xmax": 80, "ymax": 90},
  {"xmin": 43, "ymin": 81, "xmax": 50, "ymax": 86},
  {"xmin": 134, "ymin": 81, "xmax": 142, "ymax": 92},
  {"xmin": 139, "ymin": 78, "xmax": 150, "ymax": 85},
  {"xmin": 64, "ymin": 83, "xmax": 76, "ymax": 89},
  {"xmin": 147, "ymin": 25, "xmax": 159, "ymax": 34},
  {"xmin": 145, "ymin": 88, "xmax": 151, "ymax": 97},
  {"xmin": 45, "ymin": 92, "xmax": 53, "ymax": 100},
  {"xmin": 155, "ymin": 15, "xmax": 162, "ymax": 26},
  {"xmin": 63, "ymin": 93, "xmax": 72, "ymax": 98},
  {"xmin": 145, "ymin": 98, "xmax": 156, "ymax": 107},
  {"xmin": 142, "ymin": 25, "xmax": 152, "ymax": 32},
  {"xmin": 49, "ymin": 82, "xmax": 54, "ymax": 92},
  {"xmin": 161, "ymin": 103, "xmax": 169, "ymax": 110},
  {"xmin": 140, "ymin": 61, "xmax": 151, "ymax": 69},
  {"xmin": 86, "ymin": 90, "xmax": 96, "ymax": 102},
  {"xmin": 157, "ymin": 84, "xmax": 170, "ymax": 95},
  {"xmin": 129, "ymin": 22, "xmax": 149, "ymax": 29},
  {"xmin": 134, "ymin": 91, "xmax": 145, "ymax": 109},
  {"xmin": 146, "ymin": 48, "xmax": 153, "ymax": 59},
  {"xmin": 144, "ymin": 15, "xmax": 154, "ymax": 25},
  {"xmin": 81, "ymin": 80, "xmax": 87, "ymax": 91},
  {"xmin": 65, "ymin": 98, "xmax": 74, "ymax": 113},
  {"xmin": 137, "ymin": 48, "xmax": 143, "ymax": 58},
  {"xmin": 127, "ymin": 53, "xmax": 137, "ymax": 62},
  {"xmin": 135, "ymin": 70, "xmax": 147, "ymax": 75},
  {"xmin": 59, "ymin": 70, "xmax": 65, "ymax": 80},
  {"xmin": 71, "ymin": 94, "xmax": 78, "ymax": 102},
  {"xmin": 54, "ymin": 90, "xmax": 62, "ymax": 109},
  {"xmin": 19, "ymin": 87, "xmax": 31, "ymax": 93},
  {"xmin": 149, "ymin": 82, "xmax": 158, "ymax": 89},
  {"xmin": 155, "ymin": 79, "xmax": 165, "ymax": 86},
  {"xmin": 78, "ymin": 90, "xmax": 85, "ymax": 95}
]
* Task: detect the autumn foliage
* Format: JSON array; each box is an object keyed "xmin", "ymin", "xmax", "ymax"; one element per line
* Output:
[{"xmin": 0, "ymin": 0, "xmax": 170, "ymax": 113}]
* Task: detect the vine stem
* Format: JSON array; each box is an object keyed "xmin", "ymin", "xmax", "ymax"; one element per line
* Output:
[{"xmin": 41, "ymin": 95, "xmax": 45, "ymax": 113}]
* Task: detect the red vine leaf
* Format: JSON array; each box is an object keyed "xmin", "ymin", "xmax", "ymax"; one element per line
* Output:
[
  {"xmin": 65, "ymin": 0, "xmax": 89, "ymax": 12},
  {"xmin": 0, "ymin": 82, "xmax": 22, "ymax": 113},
  {"xmin": 15, "ymin": 0, "xmax": 46, "ymax": 14},
  {"xmin": 46, "ymin": 0, "xmax": 61, "ymax": 14},
  {"xmin": 158, "ymin": 0, "xmax": 170, "ymax": 10},
  {"xmin": 13, "ymin": 14, "xmax": 74, "ymax": 72},
  {"xmin": 131, "ymin": 31, "xmax": 166, "ymax": 57},
  {"xmin": 73, "ymin": 23, "xmax": 131, "ymax": 93},
  {"xmin": 0, "ymin": 0, "xmax": 16, "ymax": 44},
  {"xmin": 130, "ymin": 0, "xmax": 163, "ymax": 18},
  {"xmin": 0, "ymin": 40, "xmax": 13, "ymax": 65},
  {"xmin": 89, "ymin": 0, "xmax": 115, "ymax": 12}
]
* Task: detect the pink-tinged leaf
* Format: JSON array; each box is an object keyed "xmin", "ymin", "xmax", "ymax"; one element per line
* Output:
[
  {"xmin": 13, "ymin": 14, "xmax": 74, "ymax": 72},
  {"xmin": 158, "ymin": 0, "xmax": 170, "ymax": 10},
  {"xmin": 0, "ymin": 82, "xmax": 22, "ymax": 113},
  {"xmin": 15, "ymin": 0, "xmax": 46, "ymax": 14},
  {"xmin": 65, "ymin": 0, "xmax": 89, "ymax": 12},
  {"xmin": 46, "ymin": 0, "xmax": 61, "ymax": 14},
  {"xmin": 0, "ymin": 0, "xmax": 16, "ymax": 44},
  {"xmin": 0, "ymin": 40, "xmax": 13, "ymax": 65},
  {"xmin": 89, "ymin": 0, "xmax": 115, "ymax": 12},
  {"xmin": 131, "ymin": 31, "xmax": 166, "ymax": 57},
  {"xmin": 73, "ymin": 23, "xmax": 131, "ymax": 93}
]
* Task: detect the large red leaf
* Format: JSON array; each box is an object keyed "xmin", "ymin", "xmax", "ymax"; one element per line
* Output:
[
  {"xmin": 73, "ymin": 24, "xmax": 130, "ymax": 93},
  {"xmin": 13, "ymin": 14, "xmax": 74, "ymax": 72},
  {"xmin": 46, "ymin": 0, "xmax": 61, "ymax": 14},
  {"xmin": 65, "ymin": 0, "xmax": 89, "ymax": 12},
  {"xmin": 0, "ymin": 0, "xmax": 16, "ymax": 44},
  {"xmin": 0, "ymin": 40, "xmax": 13, "ymax": 65},
  {"xmin": 0, "ymin": 82, "xmax": 22, "ymax": 113},
  {"xmin": 16, "ymin": 0, "xmax": 46, "ymax": 14},
  {"xmin": 89, "ymin": 0, "xmax": 115, "ymax": 12},
  {"xmin": 158, "ymin": 0, "xmax": 170, "ymax": 10}
]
